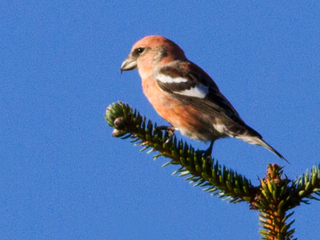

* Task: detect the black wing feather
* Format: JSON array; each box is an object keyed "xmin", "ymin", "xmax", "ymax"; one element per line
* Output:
[{"xmin": 156, "ymin": 60, "xmax": 262, "ymax": 138}]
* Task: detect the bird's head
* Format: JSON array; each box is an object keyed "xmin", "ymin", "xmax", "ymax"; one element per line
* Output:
[{"xmin": 121, "ymin": 35, "xmax": 186, "ymax": 78}]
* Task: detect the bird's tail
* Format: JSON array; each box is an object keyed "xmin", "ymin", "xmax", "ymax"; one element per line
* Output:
[
  {"xmin": 258, "ymin": 138, "xmax": 288, "ymax": 163},
  {"xmin": 237, "ymin": 135, "xmax": 288, "ymax": 163}
]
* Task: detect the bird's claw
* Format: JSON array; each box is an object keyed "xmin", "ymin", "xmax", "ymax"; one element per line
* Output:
[{"xmin": 156, "ymin": 126, "xmax": 175, "ymax": 144}]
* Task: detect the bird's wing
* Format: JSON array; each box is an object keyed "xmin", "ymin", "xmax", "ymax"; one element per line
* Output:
[{"xmin": 156, "ymin": 60, "xmax": 262, "ymax": 138}]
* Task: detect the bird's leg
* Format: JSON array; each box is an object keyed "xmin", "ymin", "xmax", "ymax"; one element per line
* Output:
[
  {"xmin": 156, "ymin": 126, "xmax": 175, "ymax": 143},
  {"xmin": 204, "ymin": 141, "xmax": 214, "ymax": 157}
]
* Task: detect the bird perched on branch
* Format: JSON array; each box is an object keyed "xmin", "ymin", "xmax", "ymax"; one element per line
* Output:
[{"xmin": 121, "ymin": 35, "xmax": 287, "ymax": 162}]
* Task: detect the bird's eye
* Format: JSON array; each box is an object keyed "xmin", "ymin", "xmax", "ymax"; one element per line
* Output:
[{"xmin": 136, "ymin": 47, "xmax": 145, "ymax": 54}]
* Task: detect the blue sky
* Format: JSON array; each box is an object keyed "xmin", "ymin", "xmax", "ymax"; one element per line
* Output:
[{"xmin": 1, "ymin": 1, "xmax": 320, "ymax": 239}]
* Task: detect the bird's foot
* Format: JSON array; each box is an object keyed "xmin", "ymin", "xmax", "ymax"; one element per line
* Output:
[
  {"xmin": 203, "ymin": 141, "xmax": 214, "ymax": 159},
  {"xmin": 156, "ymin": 126, "xmax": 175, "ymax": 143}
]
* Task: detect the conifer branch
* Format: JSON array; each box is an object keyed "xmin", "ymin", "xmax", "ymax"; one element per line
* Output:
[
  {"xmin": 105, "ymin": 101, "xmax": 320, "ymax": 240},
  {"xmin": 294, "ymin": 165, "xmax": 320, "ymax": 204},
  {"xmin": 105, "ymin": 102, "xmax": 256, "ymax": 203},
  {"xmin": 257, "ymin": 164, "xmax": 296, "ymax": 240}
]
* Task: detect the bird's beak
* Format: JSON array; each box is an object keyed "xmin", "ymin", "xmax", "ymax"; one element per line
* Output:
[{"xmin": 120, "ymin": 56, "xmax": 137, "ymax": 73}]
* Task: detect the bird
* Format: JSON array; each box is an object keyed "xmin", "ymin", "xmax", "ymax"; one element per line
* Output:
[{"xmin": 120, "ymin": 35, "xmax": 287, "ymax": 162}]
